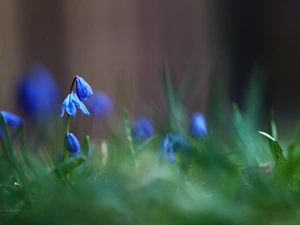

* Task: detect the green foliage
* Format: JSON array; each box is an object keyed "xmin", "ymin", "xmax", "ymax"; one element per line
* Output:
[{"xmin": 2, "ymin": 68, "xmax": 300, "ymax": 225}]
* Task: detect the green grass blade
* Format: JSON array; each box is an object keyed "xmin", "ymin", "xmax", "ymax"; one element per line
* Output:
[
  {"xmin": 233, "ymin": 104, "xmax": 261, "ymax": 165},
  {"xmin": 161, "ymin": 65, "xmax": 185, "ymax": 134},
  {"xmin": 243, "ymin": 64, "xmax": 266, "ymax": 130},
  {"xmin": 268, "ymin": 110, "xmax": 278, "ymax": 141},
  {"xmin": 258, "ymin": 131, "xmax": 286, "ymax": 163},
  {"xmin": 81, "ymin": 135, "xmax": 90, "ymax": 157},
  {"xmin": 124, "ymin": 111, "xmax": 138, "ymax": 170}
]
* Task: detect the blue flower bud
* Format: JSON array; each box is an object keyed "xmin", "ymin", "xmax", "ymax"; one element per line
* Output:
[
  {"xmin": 75, "ymin": 76, "xmax": 93, "ymax": 101},
  {"xmin": 17, "ymin": 63, "xmax": 60, "ymax": 119},
  {"xmin": 87, "ymin": 91, "xmax": 113, "ymax": 118},
  {"xmin": 61, "ymin": 92, "xmax": 90, "ymax": 118},
  {"xmin": 190, "ymin": 113, "xmax": 207, "ymax": 138},
  {"xmin": 64, "ymin": 132, "xmax": 80, "ymax": 153},
  {"xmin": 131, "ymin": 117, "xmax": 154, "ymax": 141},
  {"xmin": 0, "ymin": 111, "xmax": 23, "ymax": 138},
  {"xmin": 161, "ymin": 133, "xmax": 189, "ymax": 163}
]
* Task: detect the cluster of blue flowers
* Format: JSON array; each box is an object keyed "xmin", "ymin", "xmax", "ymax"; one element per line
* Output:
[
  {"xmin": 61, "ymin": 76, "xmax": 93, "ymax": 157},
  {"xmin": 130, "ymin": 112, "xmax": 207, "ymax": 163},
  {"xmin": 3, "ymin": 63, "xmax": 207, "ymax": 166},
  {"xmin": 61, "ymin": 76, "xmax": 92, "ymax": 118}
]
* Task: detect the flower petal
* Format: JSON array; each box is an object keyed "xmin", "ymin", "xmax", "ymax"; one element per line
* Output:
[
  {"xmin": 71, "ymin": 93, "xmax": 90, "ymax": 115},
  {"xmin": 0, "ymin": 111, "xmax": 23, "ymax": 128},
  {"xmin": 65, "ymin": 132, "xmax": 80, "ymax": 153},
  {"xmin": 75, "ymin": 76, "xmax": 93, "ymax": 101},
  {"xmin": 61, "ymin": 93, "xmax": 77, "ymax": 118}
]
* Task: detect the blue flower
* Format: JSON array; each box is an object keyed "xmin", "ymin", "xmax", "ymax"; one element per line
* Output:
[
  {"xmin": 131, "ymin": 117, "xmax": 154, "ymax": 141},
  {"xmin": 61, "ymin": 92, "xmax": 90, "ymax": 118},
  {"xmin": 0, "ymin": 111, "xmax": 23, "ymax": 138},
  {"xmin": 65, "ymin": 132, "xmax": 80, "ymax": 153},
  {"xmin": 161, "ymin": 133, "xmax": 189, "ymax": 163},
  {"xmin": 75, "ymin": 76, "xmax": 93, "ymax": 101},
  {"xmin": 87, "ymin": 91, "xmax": 113, "ymax": 118},
  {"xmin": 190, "ymin": 113, "xmax": 207, "ymax": 138},
  {"xmin": 17, "ymin": 63, "xmax": 60, "ymax": 119}
]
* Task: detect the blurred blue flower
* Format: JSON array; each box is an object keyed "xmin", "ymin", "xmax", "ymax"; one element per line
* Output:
[
  {"xmin": 87, "ymin": 91, "xmax": 113, "ymax": 118},
  {"xmin": 131, "ymin": 117, "xmax": 154, "ymax": 141},
  {"xmin": 75, "ymin": 76, "xmax": 93, "ymax": 101},
  {"xmin": 0, "ymin": 111, "xmax": 23, "ymax": 138},
  {"xmin": 190, "ymin": 113, "xmax": 207, "ymax": 138},
  {"xmin": 61, "ymin": 92, "xmax": 90, "ymax": 118},
  {"xmin": 17, "ymin": 63, "xmax": 60, "ymax": 119},
  {"xmin": 65, "ymin": 132, "xmax": 80, "ymax": 153},
  {"xmin": 161, "ymin": 133, "xmax": 189, "ymax": 163}
]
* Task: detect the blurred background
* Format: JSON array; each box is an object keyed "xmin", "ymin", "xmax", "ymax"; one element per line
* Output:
[{"xmin": 1, "ymin": 0, "xmax": 300, "ymax": 122}]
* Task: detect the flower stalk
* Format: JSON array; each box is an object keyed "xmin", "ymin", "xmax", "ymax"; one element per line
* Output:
[{"xmin": 61, "ymin": 75, "xmax": 93, "ymax": 180}]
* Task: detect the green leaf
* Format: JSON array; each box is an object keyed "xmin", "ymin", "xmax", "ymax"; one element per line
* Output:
[
  {"xmin": 53, "ymin": 156, "xmax": 86, "ymax": 177},
  {"xmin": 124, "ymin": 111, "xmax": 132, "ymax": 144},
  {"xmin": 258, "ymin": 131, "xmax": 275, "ymax": 142},
  {"xmin": 258, "ymin": 131, "xmax": 286, "ymax": 162},
  {"xmin": 243, "ymin": 64, "xmax": 266, "ymax": 130},
  {"xmin": 288, "ymin": 118, "xmax": 300, "ymax": 154},
  {"xmin": 0, "ymin": 112, "xmax": 32, "ymax": 204},
  {"xmin": 136, "ymin": 136, "xmax": 154, "ymax": 155},
  {"xmin": 81, "ymin": 135, "xmax": 90, "ymax": 157},
  {"xmin": 0, "ymin": 113, "xmax": 24, "ymax": 183},
  {"xmin": 268, "ymin": 110, "xmax": 277, "ymax": 141},
  {"xmin": 233, "ymin": 104, "xmax": 261, "ymax": 165}
]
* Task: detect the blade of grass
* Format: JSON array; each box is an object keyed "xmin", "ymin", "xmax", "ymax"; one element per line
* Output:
[
  {"xmin": 233, "ymin": 104, "xmax": 261, "ymax": 165},
  {"xmin": 124, "ymin": 111, "xmax": 138, "ymax": 170},
  {"xmin": 287, "ymin": 118, "xmax": 300, "ymax": 162},
  {"xmin": 161, "ymin": 65, "xmax": 185, "ymax": 134},
  {"xmin": 0, "ymin": 113, "xmax": 32, "ymax": 205},
  {"xmin": 243, "ymin": 64, "xmax": 266, "ymax": 130}
]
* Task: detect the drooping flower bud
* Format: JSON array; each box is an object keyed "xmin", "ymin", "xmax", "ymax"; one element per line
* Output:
[
  {"xmin": 64, "ymin": 132, "xmax": 80, "ymax": 153},
  {"xmin": 189, "ymin": 113, "xmax": 207, "ymax": 138},
  {"xmin": 75, "ymin": 76, "xmax": 93, "ymax": 101}
]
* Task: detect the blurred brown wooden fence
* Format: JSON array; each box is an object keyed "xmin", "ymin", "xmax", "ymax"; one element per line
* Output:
[{"xmin": 0, "ymin": 0, "xmax": 214, "ymax": 114}]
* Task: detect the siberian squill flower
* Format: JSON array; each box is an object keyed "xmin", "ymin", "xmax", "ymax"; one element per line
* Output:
[
  {"xmin": 17, "ymin": 63, "xmax": 60, "ymax": 119},
  {"xmin": 64, "ymin": 132, "xmax": 80, "ymax": 153},
  {"xmin": 87, "ymin": 91, "xmax": 113, "ymax": 118},
  {"xmin": 161, "ymin": 133, "xmax": 189, "ymax": 163},
  {"xmin": 131, "ymin": 117, "xmax": 154, "ymax": 141},
  {"xmin": 75, "ymin": 76, "xmax": 93, "ymax": 101},
  {"xmin": 189, "ymin": 113, "xmax": 207, "ymax": 138},
  {"xmin": 0, "ymin": 111, "xmax": 23, "ymax": 138},
  {"xmin": 61, "ymin": 92, "xmax": 90, "ymax": 118}
]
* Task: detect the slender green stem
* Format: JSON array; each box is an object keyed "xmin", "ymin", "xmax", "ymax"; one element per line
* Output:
[
  {"xmin": 63, "ymin": 76, "xmax": 78, "ymax": 179},
  {"xmin": 124, "ymin": 111, "xmax": 138, "ymax": 171},
  {"xmin": 64, "ymin": 115, "xmax": 71, "ymax": 180}
]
